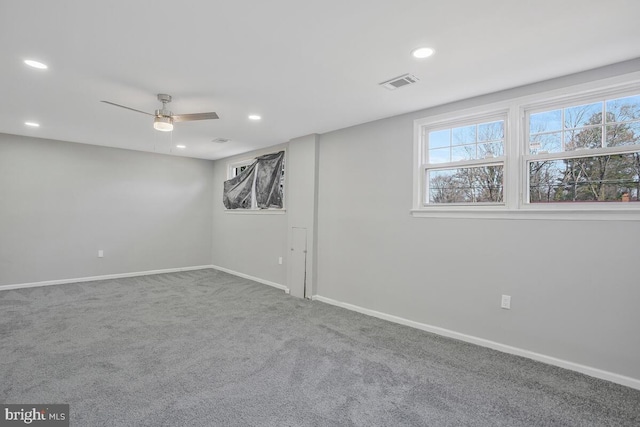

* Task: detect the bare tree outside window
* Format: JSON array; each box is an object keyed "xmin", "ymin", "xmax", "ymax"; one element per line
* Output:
[
  {"xmin": 425, "ymin": 118, "xmax": 505, "ymax": 204},
  {"xmin": 529, "ymin": 94, "xmax": 640, "ymax": 203}
]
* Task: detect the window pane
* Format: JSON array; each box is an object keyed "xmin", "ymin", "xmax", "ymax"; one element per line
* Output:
[
  {"xmin": 530, "ymin": 132, "xmax": 561, "ymax": 154},
  {"xmin": 529, "ymin": 95, "xmax": 640, "ymax": 156},
  {"xmin": 606, "ymin": 122, "xmax": 640, "ymax": 147},
  {"xmin": 478, "ymin": 121, "xmax": 504, "ymax": 142},
  {"xmin": 606, "ymin": 95, "xmax": 640, "ymax": 123},
  {"xmin": 451, "ymin": 125, "xmax": 476, "ymax": 145},
  {"xmin": 232, "ymin": 165, "xmax": 248, "ymax": 177},
  {"xmin": 451, "ymin": 144, "xmax": 476, "ymax": 161},
  {"xmin": 478, "ymin": 142, "xmax": 503, "ymax": 158},
  {"xmin": 429, "ymin": 129, "xmax": 450, "ymax": 149},
  {"xmin": 426, "ymin": 119, "xmax": 504, "ymax": 164},
  {"xmin": 428, "ymin": 165, "xmax": 503, "ymax": 204},
  {"xmin": 531, "ymin": 110, "xmax": 562, "ymax": 134},
  {"xmin": 529, "ymin": 153, "xmax": 640, "ymax": 203},
  {"xmin": 564, "ymin": 127, "xmax": 602, "ymax": 150},
  {"xmin": 429, "ymin": 147, "xmax": 450, "ymax": 164},
  {"xmin": 564, "ymin": 102, "xmax": 603, "ymax": 129}
]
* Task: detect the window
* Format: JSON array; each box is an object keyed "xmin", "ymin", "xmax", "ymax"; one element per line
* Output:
[
  {"xmin": 224, "ymin": 151, "xmax": 286, "ymax": 211},
  {"xmin": 229, "ymin": 162, "xmax": 251, "ymax": 178},
  {"xmin": 526, "ymin": 94, "xmax": 640, "ymax": 204},
  {"xmin": 228, "ymin": 157, "xmax": 285, "ymax": 190},
  {"xmin": 412, "ymin": 76, "xmax": 640, "ymax": 220},
  {"xmin": 419, "ymin": 114, "xmax": 507, "ymax": 206}
]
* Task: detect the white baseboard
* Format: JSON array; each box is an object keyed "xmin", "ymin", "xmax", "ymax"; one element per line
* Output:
[
  {"xmin": 210, "ymin": 264, "xmax": 289, "ymax": 293},
  {"xmin": 5, "ymin": 266, "xmax": 634, "ymax": 390},
  {"xmin": 312, "ymin": 295, "xmax": 640, "ymax": 391},
  {"xmin": 0, "ymin": 265, "xmax": 215, "ymax": 292},
  {"xmin": 0, "ymin": 264, "xmax": 290, "ymax": 294}
]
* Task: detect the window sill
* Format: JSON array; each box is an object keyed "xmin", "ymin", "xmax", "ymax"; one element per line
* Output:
[
  {"xmin": 224, "ymin": 209, "xmax": 286, "ymax": 215},
  {"xmin": 410, "ymin": 207, "xmax": 640, "ymax": 221}
]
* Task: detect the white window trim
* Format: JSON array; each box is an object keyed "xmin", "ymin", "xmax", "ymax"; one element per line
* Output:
[
  {"xmin": 224, "ymin": 209, "xmax": 286, "ymax": 215},
  {"xmin": 413, "ymin": 104, "xmax": 515, "ymax": 213},
  {"xmin": 224, "ymin": 150, "xmax": 287, "ymax": 214},
  {"xmin": 412, "ymin": 72, "xmax": 640, "ymax": 221},
  {"xmin": 227, "ymin": 158, "xmax": 255, "ymax": 179}
]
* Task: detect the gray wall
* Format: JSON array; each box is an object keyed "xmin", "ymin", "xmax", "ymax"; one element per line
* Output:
[
  {"xmin": 210, "ymin": 144, "xmax": 289, "ymax": 286},
  {"xmin": 286, "ymin": 135, "xmax": 319, "ymax": 297},
  {"xmin": 210, "ymin": 139, "xmax": 319, "ymax": 294},
  {"xmin": 0, "ymin": 133, "xmax": 214, "ymax": 286},
  {"xmin": 315, "ymin": 61, "xmax": 640, "ymax": 380}
]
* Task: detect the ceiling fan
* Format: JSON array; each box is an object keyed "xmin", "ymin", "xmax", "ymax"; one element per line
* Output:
[{"xmin": 101, "ymin": 93, "xmax": 219, "ymax": 132}]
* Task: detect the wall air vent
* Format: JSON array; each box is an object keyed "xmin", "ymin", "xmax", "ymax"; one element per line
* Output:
[
  {"xmin": 379, "ymin": 73, "xmax": 420, "ymax": 90},
  {"xmin": 212, "ymin": 137, "xmax": 230, "ymax": 143}
]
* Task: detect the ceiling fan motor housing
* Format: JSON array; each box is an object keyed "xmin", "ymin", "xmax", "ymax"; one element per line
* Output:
[
  {"xmin": 155, "ymin": 108, "xmax": 173, "ymax": 117},
  {"xmin": 156, "ymin": 94, "xmax": 173, "ymax": 118},
  {"xmin": 157, "ymin": 93, "xmax": 172, "ymax": 103}
]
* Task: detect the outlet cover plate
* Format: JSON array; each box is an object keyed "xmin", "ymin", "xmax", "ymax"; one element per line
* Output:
[{"xmin": 501, "ymin": 294, "xmax": 511, "ymax": 309}]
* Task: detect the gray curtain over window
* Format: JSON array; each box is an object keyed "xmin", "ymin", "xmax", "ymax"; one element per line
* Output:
[{"xmin": 223, "ymin": 151, "xmax": 285, "ymax": 209}]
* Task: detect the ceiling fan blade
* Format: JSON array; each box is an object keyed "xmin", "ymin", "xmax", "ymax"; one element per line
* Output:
[
  {"xmin": 172, "ymin": 112, "xmax": 219, "ymax": 123},
  {"xmin": 100, "ymin": 100, "xmax": 154, "ymax": 116}
]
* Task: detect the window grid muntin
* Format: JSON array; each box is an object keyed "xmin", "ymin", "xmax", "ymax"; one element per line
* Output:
[
  {"xmin": 528, "ymin": 93, "xmax": 640, "ymax": 155},
  {"xmin": 421, "ymin": 113, "xmax": 507, "ymax": 206},
  {"xmin": 426, "ymin": 119, "xmax": 505, "ymax": 165}
]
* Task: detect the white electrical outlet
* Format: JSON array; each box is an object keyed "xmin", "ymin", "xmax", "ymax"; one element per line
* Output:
[
  {"xmin": 501, "ymin": 294, "xmax": 511, "ymax": 309},
  {"xmin": 98, "ymin": 250, "xmax": 104, "ymax": 258},
  {"xmin": 278, "ymin": 257, "xmax": 283, "ymax": 265}
]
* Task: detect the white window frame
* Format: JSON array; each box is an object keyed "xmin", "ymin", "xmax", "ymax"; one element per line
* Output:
[
  {"xmin": 417, "ymin": 110, "xmax": 509, "ymax": 208},
  {"xmin": 228, "ymin": 158, "xmax": 254, "ymax": 179},
  {"xmin": 412, "ymin": 72, "xmax": 640, "ymax": 221},
  {"xmin": 522, "ymin": 87, "xmax": 640, "ymax": 212},
  {"xmin": 225, "ymin": 152, "xmax": 286, "ymax": 214}
]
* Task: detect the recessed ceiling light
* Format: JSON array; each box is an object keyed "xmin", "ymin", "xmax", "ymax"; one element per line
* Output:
[
  {"xmin": 411, "ymin": 47, "xmax": 435, "ymax": 59},
  {"xmin": 248, "ymin": 114, "xmax": 261, "ymax": 121},
  {"xmin": 176, "ymin": 144, "xmax": 186, "ymax": 149},
  {"xmin": 24, "ymin": 59, "xmax": 48, "ymax": 69},
  {"xmin": 24, "ymin": 121, "xmax": 40, "ymax": 127}
]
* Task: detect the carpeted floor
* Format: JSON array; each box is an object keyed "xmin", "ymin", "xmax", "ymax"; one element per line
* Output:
[{"xmin": 1, "ymin": 269, "xmax": 639, "ymax": 426}]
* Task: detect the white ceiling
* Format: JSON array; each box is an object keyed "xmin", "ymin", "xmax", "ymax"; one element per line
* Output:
[{"xmin": 1, "ymin": 1, "xmax": 639, "ymax": 160}]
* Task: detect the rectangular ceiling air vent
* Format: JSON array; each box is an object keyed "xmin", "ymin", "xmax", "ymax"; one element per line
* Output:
[
  {"xmin": 212, "ymin": 137, "xmax": 230, "ymax": 143},
  {"xmin": 379, "ymin": 73, "xmax": 420, "ymax": 90}
]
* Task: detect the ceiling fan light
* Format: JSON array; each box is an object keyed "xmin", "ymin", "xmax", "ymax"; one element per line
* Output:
[{"xmin": 153, "ymin": 116, "xmax": 173, "ymax": 132}]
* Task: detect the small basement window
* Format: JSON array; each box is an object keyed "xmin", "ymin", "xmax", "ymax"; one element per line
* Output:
[{"xmin": 223, "ymin": 151, "xmax": 285, "ymax": 211}]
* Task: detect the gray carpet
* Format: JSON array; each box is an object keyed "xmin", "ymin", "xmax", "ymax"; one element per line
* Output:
[{"xmin": 1, "ymin": 269, "xmax": 639, "ymax": 426}]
